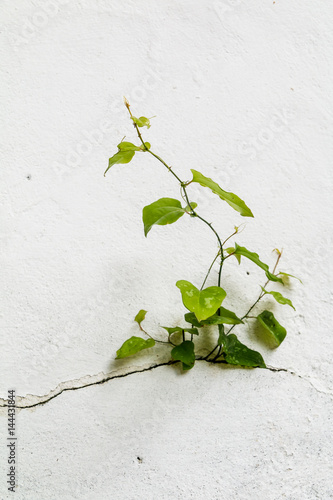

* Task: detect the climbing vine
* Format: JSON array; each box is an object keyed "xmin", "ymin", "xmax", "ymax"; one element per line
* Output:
[{"xmin": 104, "ymin": 98, "xmax": 300, "ymax": 371}]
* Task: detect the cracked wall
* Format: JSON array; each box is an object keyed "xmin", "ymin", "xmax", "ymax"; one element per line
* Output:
[{"xmin": 1, "ymin": 0, "xmax": 333, "ymax": 498}]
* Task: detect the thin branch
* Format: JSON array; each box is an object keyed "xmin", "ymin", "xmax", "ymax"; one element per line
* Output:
[
  {"xmin": 200, "ymin": 250, "xmax": 220, "ymax": 290},
  {"xmin": 226, "ymin": 250, "xmax": 283, "ymax": 335},
  {"xmin": 222, "ymin": 226, "xmax": 241, "ymax": 246},
  {"xmin": 205, "ymin": 250, "xmax": 283, "ymax": 360},
  {"xmin": 138, "ymin": 324, "xmax": 170, "ymax": 345},
  {"xmin": 194, "ymin": 213, "xmax": 224, "ymax": 287},
  {"xmin": 124, "ymin": 97, "xmax": 225, "ymax": 289},
  {"xmin": 204, "ymin": 345, "xmax": 219, "ymax": 360}
]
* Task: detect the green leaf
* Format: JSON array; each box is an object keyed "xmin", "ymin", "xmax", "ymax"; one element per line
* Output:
[
  {"xmin": 184, "ymin": 202, "xmax": 198, "ymax": 213},
  {"xmin": 208, "ymin": 307, "xmax": 244, "ymax": 325},
  {"xmin": 104, "ymin": 138, "xmax": 150, "ymax": 176},
  {"xmin": 176, "ymin": 280, "xmax": 226, "ymax": 322},
  {"xmin": 171, "ymin": 340, "xmax": 195, "ymax": 370},
  {"xmin": 261, "ymin": 287, "xmax": 295, "ymax": 310},
  {"xmin": 257, "ymin": 310, "xmax": 287, "ymax": 346},
  {"xmin": 233, "ymin": 244, "xmax": 283, "ymax": 283},
  {"xmin": 104, "ymin": 150, "xmax": 135, "ymax": 176},
  {"xmin": 131, "ymin": 116, "xmax": 151, "ymax": 128},
  {"xmin": 278, "ymin": 272, "xmax": 303, "ymax": 284},
  {"xmin": 134, "ymin": 309, "xmax": 147, "ymax": 325},
  {"xmin": 225, "ymin": 247, "xmax": 241, "ymax": 264},
  {"xmin": 116, "ymin": 336, "xmax": 155, "ymax": 359},
  {"xmin": 117, "ymin": 141, "xmax": 141, "ymax": 152},
  {"xmin": 200, "ymin": 314, "xmax": 226, "ymax": 325},
  {"xmin": 142, "ymin": 198, "xmax": 187, "ymax": 237},
  {"xmin": 190, "ymin": 169, "xmax": 254, "ymax": 217},
  {"xmin": 218, "ymin": 324, "xmax": 226, "ymax": 345},
  {"xmin": 161, "ymin": 326, "xmax": 199, "ymax": 335},
  {"xmin": 185, "ymin": 308, "xmax": 243, "ymax": 326},
  {"xmin": 222, "ymin": 334, "xmax": 266, "ymax": 368},
  {"xmin": 184, "ymin": 312, "xmax": 202, "ymax": 327}
]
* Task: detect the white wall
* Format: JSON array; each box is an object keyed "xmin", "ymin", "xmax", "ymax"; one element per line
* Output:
[{"xmin": 1, "ymin": 1, "xmax": 332, "ymax": 498}]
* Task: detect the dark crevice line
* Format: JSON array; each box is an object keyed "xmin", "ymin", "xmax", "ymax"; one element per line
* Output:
[
  {"xmin": 0, "ymin": 359, "xmax": 294, "ymax": 410},
  {"xmin": 265, "ymin": 366, "xmax": 291, "ymax": 373},
  {"xmin": 1, "ymin": 360, "xmax": 177, "ymax": 410}
]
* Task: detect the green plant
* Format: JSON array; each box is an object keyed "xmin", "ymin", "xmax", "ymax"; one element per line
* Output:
[{"xmin": 105, "ymin": 98, "xmax": 300, "ymax": 371}]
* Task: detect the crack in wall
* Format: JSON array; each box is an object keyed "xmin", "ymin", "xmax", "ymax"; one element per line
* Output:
[
  {"xmin": 0, "ymin": 360, "xmax": 178, "ymax": 411},
  {"xmin": 0, "ymin": 359, "xmax": 332, "ymax": 411},
  {"xmin": 265, "ymin": 365, "xmax": 333, "ymax": 397}
]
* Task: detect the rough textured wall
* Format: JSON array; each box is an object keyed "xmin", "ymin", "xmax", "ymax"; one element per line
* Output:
[{"xmin": 1, "ymin": 0, "xmax": 332, "ymax": 499}]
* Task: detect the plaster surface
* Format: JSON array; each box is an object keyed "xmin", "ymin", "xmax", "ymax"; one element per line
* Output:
[{"xmin": 1, "ymin": 0, "xmax": 332, "ymax": 498}]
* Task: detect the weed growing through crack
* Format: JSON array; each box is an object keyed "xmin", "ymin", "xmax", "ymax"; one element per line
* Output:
[{"xmin": 104, "ymin": 99, "xmax": 301, "ymax": 371}]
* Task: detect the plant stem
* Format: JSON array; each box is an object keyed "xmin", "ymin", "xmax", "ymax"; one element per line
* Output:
[
  {"xmin": 226, "ymin": 250, "xmax": 283, "ymax": 335},
  {"xmin": 204, "ymin": 345, "xmax": 219, "ymax": 360},
  {"xmin": 193, "ymin": 213, "xmax": 224, "ymax": 287},
  {"xmin": 138, "ymin": 324, "xmax": 171, "ymax": 345},
  {"xmin": 222, "ymin": 227, "xmax": 240, "ymax": 246},
  {"xmin": 149, "ymin": 150, "xmax": 184, "ymax": 184},
  {"xmin": 200, "ymin": 250, "xmax": 220, "ymax": 290},
  {"xmin": 223, "ymin": 251, "xmax": 236, "ymax": 260},
  {"xmin": 200, "ymin": 226, "xmax": 241, "ymax": 291},
  {"xmin": 212, "ymin": 345, "xmax": 222, "ymax": 361},
  {"xmin": 125, "ymin": 98, "xmax": 225, "ymax": 288},
  {"xmin": 205, "ymin": 250, "xmax": 283, "ymax": 360},
  {"xmin": 148, "ymin": 151, "xmax": 224, "ymax": 276},
  {"xmin": 124, "ymin": 98, "xmax": 183, "ymax": 184}
]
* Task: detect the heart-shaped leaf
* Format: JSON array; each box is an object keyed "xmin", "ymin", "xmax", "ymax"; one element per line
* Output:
[
  {"xmin": 257, "ymin": 310, "xmax": 287, "ymax": 346},
  {"xmin": 261, "ymin": 287, "xmax": 295, "ymax": 310},
  {"xmin": 116, "ymin": 336, "xmax": 155, "ymax": 359},
  {"xmin": 104, "ymin": 150, "xmax": 135, "ymax": 176},
  {"xmin": 176, "ymin": 280, "xmax": 226, "ymax": 322},
  {"xmin": 221, "ymin": 334, "xmax": 266, "ymax": 368},
  {"xmin": 190, "ymin": 169, "xmax": 254, "ymax": 217},
  {"xmin": 233, "ymin": 244, "xmax": 283, "ymax": 283},
  {"xmin": 171, "ymin": 340, "xmax": 195, "ymax": 370},
  {"xmin": 143, "ymin": 198, "xmax": 195, "ymax": 237}
]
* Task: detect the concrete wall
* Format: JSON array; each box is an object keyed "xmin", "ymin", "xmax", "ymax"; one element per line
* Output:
[{"xmin": 1, "ymin": 1, "xmax": 332, "ymax": 498}]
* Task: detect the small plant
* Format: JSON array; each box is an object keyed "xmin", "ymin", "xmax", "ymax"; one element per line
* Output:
[{"xmin": 104, "ymin": 98, "xmax": 300, "ymax": 371}]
